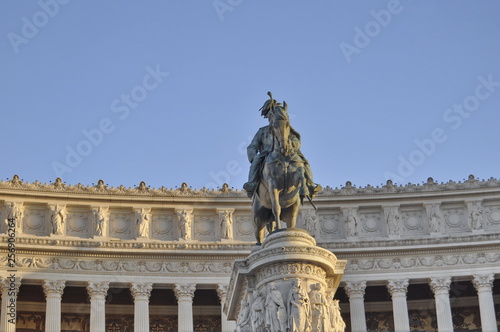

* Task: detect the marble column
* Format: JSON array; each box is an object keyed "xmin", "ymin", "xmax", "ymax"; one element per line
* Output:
[
  {"xmin": 217, "ymin": 284, "xmax": 237, "ymax": 332},
  {"xmin": 345, "ymin": 281, "xmax": 367, "ymax": 332},
  {"xmin": 387, "ymin": 279, "xmax": 410, "ymax": 332},
  {"xmin": 130, "ymin": 282, "xmax": 153, "ymax": 332},
  {"xmin": 86, "ymin": 281, "xmax": 109, "ymax": 331},
  {"xmin": 472, "ymin": 273, "xmax": 496, "ymax": 332},
  {"xmin": 174, "ymin": 283, "xmax": 196, "ymax": 332},
  {"xmin": 0, "ymin": 277, "xmax": 21, "ymax": 332},
  {"xmin": 429, "ymin": 277, "xmax": 453, "ymax": 332},
  {"xmin": 42, "ymin": 280, "xmax": 66, "ymax": 332}
]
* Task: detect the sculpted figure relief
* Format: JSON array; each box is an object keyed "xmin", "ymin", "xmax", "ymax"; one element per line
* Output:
[
  {"xmin": 236, "ymin": 299, "xmax": 251, "ymax": 332},
  {"xmin": 327, "ymin": 291, "xmax": 346, "ymax": 332},
  {"xmin": 251, "ymin": 290, "xmax": 265, "ymax": 332},
  {"xmin": 220, "ymin": 210, "xmax": 233, "ymax": 239},
  {"xmin": 50, "ymin": 205, "xmax": 65, "ymax": 235},
  {"xmin": 287, "ymin": 279, "xmax": 312, "ymax": 332},
  {"xmin": 7, "ymin": 202, "xmax": 22, "ymax": 221},
  {"xmin": 245, "ymin": 92, "xmax": 322, "ymax": 244},
  {"xmin": 470, "ymin": 202, "xmax": 484, "ymax": 230},
  {"xmin": 136, "ymin": 209, "xmax": 149, "ymax": 238},
  {"xmin": 265, "ymin": 283, "xmax": 287, "ymax": 332},
  {"xmin": 177, "ymin": 209, "xmax": 192, "ymax": 240},
  {"xmin": 93, "ymin": 207, "xmax": 106, "ymax": 236},
  {"xmin": 344, "ymin": 208, "xmax": 357, "ymax": 237},
  {"xmin": 428, "ymin": 204, "xmax": 441, "ymax": 233},
  {"xmin": 309, "ymin": 283, "xmax": 329, "ymax": 332},
  {"xmin": 304, "ymin": 209, "xmax": 317, "ymax": 237},
  {"xmin": 386, "ymin": 207, "xmax": 400, "ymax": 235}
]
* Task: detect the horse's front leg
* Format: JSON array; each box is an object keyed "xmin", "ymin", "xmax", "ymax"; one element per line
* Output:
[{"xmin": 270, "ymin": 187, "xmax": 281, "ymax": 229}]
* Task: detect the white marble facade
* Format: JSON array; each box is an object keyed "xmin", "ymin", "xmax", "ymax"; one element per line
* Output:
[{"xmin": 1, "ymin": 175, "xmax": 500, "ymax": 331}]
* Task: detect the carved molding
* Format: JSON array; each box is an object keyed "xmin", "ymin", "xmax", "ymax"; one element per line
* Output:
[{"xmin": 2, "ymin": 174, "xmax": 500, "ymax": 198}]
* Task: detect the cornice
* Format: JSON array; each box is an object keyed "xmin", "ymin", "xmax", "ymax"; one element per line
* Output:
[{"xmin": 1, "ymin": 174, "xmax": 500, "ymax": 203}]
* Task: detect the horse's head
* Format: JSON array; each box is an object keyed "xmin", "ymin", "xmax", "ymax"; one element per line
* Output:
[{"xmin": 269, "ymin": 103, "xmax": 292, "ymax": 156}]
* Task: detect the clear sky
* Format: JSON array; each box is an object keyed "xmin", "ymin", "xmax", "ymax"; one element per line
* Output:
[{"xmin": 1, "ymin": 1, "xmax": 499, "ymax": 190}]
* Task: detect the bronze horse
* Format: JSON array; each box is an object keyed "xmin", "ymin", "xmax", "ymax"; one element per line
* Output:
[{"xmin": 252, "ymin": 103, "xmax": 306, "ymax": 244}]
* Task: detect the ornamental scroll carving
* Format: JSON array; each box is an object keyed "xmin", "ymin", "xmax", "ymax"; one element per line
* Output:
[{"xmin": 255, "ymin": 263, "xmax": 326, "ymax": 284}]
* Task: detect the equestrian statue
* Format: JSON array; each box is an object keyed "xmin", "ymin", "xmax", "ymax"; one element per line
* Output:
[{"xmin": 244, "ymin": 92, "xmax": 322, "ymax": 244}]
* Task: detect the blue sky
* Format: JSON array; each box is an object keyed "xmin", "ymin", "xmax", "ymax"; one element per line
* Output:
[{"xmin": 1, "ymin": 1, "xmax": 500, "ymax": 190}]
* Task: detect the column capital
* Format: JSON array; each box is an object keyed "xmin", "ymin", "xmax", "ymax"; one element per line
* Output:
[
  {"xmin": 174, "ymin": 283, "xmax": 196, "ymax": 302},
  {"xmin": 86, "ymin": 281, "xmax": 109, "ymax": 297},
  {"xmin": 130, "ymin": 282, "xmax": 153, "ymax": 299},
  {"xmin": 344, "ymin": 281, "xmax": 366, "ymax": 298},
  {"xmin": 43, "ymin": 280, "xmax": 66, "ymax": 297},
  {"xmin": 1, "ymin": 277, "xmax": 21, "ymax": 294},
  {"xmin": 387, "ymin": 279, "xmax": 409, "ymax": 296},
  {"xmin": 472, "ymin": 273, "xmax": 494, "ymax": 290},
  {"xmin": 429, "ymin": 277, "xmax": 451, "ymax": 294},
  {"xmin": 216, "ymin": 284, "xmax": 228, "ymax": 304}
]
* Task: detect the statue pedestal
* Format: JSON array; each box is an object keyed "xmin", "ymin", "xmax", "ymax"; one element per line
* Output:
[{"xmin": 225, "ymin": 228, "xmax": 347, "ymax": 330}]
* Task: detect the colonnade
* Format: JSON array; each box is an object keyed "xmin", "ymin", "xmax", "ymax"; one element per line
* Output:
[
  {"xmin": 345, "ymin": 273, "xmax": 497, "ymax": 332},
  {"xmin": 0, "ymin": 278, "xmax": 236, "ymax": 332}
]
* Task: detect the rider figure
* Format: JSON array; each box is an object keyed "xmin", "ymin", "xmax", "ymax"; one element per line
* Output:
[{"xmin": 243, "ymin": 93, "xmax": 322, "ymax": 199}]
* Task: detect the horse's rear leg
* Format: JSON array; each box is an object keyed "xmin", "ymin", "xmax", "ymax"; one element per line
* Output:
[{"xmin": 270, "ymin": 188, "xmax": 281, "ymax": 229}]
